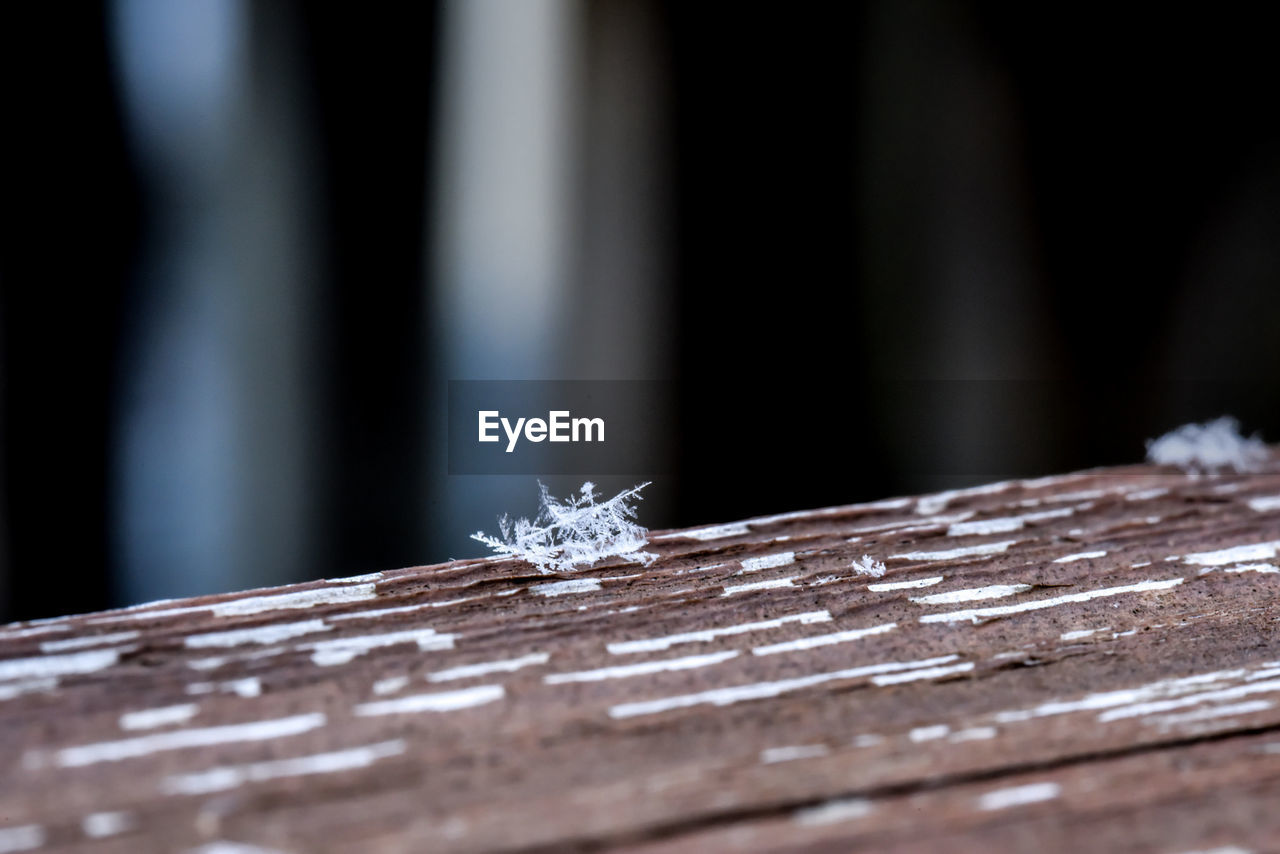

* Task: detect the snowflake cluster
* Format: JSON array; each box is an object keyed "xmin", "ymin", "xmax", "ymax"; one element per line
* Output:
[
  {"xmin": 472, "ymin": 481, "xmax": 656, "ymax": 573},
  {"xmin": 851, "ymin": 554, "xmax": 887, "ymax": 577},
  {"xmin": 1146, "ymin": 416, "xmax": 1269, "ymax": 473}
]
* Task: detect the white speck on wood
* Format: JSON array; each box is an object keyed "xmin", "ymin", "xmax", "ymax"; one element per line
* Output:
[
  {"xmin": 38, "ymin": 631, "xmax": 141, "ymax": 653},
  {"xmin": 654, "ymin": 522, "xmax": 751, "ymax": 541},
  {"xmin": 49, "ymin": 713, "xmax": 327, "ymax": 767},
  {"xmin": 544, "ymin": 651, "xmax": 737, "ymax": 684},
  {"xmin": 721, "ymin": 577, "xmax": 796, "ymax": 597},
  {"xmin": 1248, "ymin": 495, "xmax": 1280, "ymax": 512},
  {"xmin": 607, "ymin": 611, "xmax": 832, "ymax": 655},
  {"xmin": 1183, "ymin": 541, "xmax": 1280, "ymax": 566},
  {"xmin": 184, "ymin": 620, "xmax": 331, "ymax": 649},
  {"xmin": 908, "ymin": 724, "xmax": 950, "ymax": 742},
  {"xmin": 120, "ymin": 703, "xmax": 199, "ymax": 731},
  {"xmin": 302, "ymin": 628, "xmax": 456, "ymax": 667},
  {"xmin": 870, "ymin": 661, "xmax": 974, "ymax": 686},
  {"xmin": 910, "ymin": 584, "xmax": 1031, "ymax": 605},
  {"xmin": 530, "ymin": 579, "xmax": 602, "ymax": 597},
  {"xmin": 760, "ymin": 744, "xmax": 829, "ymax": 764},
  {"xmin": 978, "ymin": 781, "xmax": 1061, "ymax": 811},
  {"xmin": 82, "ymin": 811, "xmax": 133, "ymax": 838},
  {"xmin": 159, "ymin": 740, "xmax": 407, "ymax": 795},
  {"xmin": 353, "ymin": 685, "xmax": 505, "ymax": 717},
  {"xmin": 890, "ymin": 541, "xmax": 1017, "ymax": 562},
  {"xmin": 868, "ymin": 576, "xmax": 944, "ymax": 592},
  {"xmin": 792, "ymin": 797, "xmax": 873, "ymax": 826},
  {"xmin": 738, "ymin": 552, "xmax": 795, "ymax": 573},
  {"xmin": 0, "ymin": 647, "xmax": 130, "ymax": 682},
  {"xmin": 428, "ymin": 652, "xmax": 550, "ymax": 682},
  {"xmin": 752, "ymin": 622, "xmax": 897, "ymax": 656},
  {"xmin": 1054, "ymin": 550, "xmax": 1108, "ymax": 563},
  {"xmin": 919, "ymin": 578, "xmax": 1184, "ymax": 624},
  {"xmin": 0, "ymin": 825, "xmax": 45, "ymax": 853}
]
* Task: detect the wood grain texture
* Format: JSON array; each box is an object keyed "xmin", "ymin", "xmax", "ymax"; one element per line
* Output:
[{"xmin": 3, "ymin": 459, "xmax": 1280, "ymax": 853}]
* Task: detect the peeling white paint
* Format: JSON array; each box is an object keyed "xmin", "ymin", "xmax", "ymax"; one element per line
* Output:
[
  {"xmin": 184, "ymin": 620, "xmax": 330, "ymax": 649},
  {"xmin": 39, "ymin": 631, "xmax": 141, "ymax": 653},
  {"xmin": 0, "ymin": 647, "xmax": 128, "ymax": 682},
  {"xmin": 82, "ymin": 811, "xmax": 132, "ymax": 839},
  {"xmin": 50, "ymin": 713, "xmax": 327, "ymax": 767},
  {"xmin": 946, "ymin": 507, "xmax": 1073, "ymax": 538},
  {"xmin": 1054, "ymin": 550, "xmax": 1107, "ymax": 563},
  {"xmin": 372, "ymin": 676, "xmax": 409, "ymax": 695},
  {"xmin": 530, "ymin": 579, "xmax": 601, "ymax": 597},
  {"xmin": 870, "ymin": 661, "xmax": 974, "ymax": 685},
  {"xmin": 1059, "ymin": 628, "xmax": 1107, "ymax": 641},
  {"xmin": 160, "ymin": 740, "xmax": 407, "ymax": 795},
  {"xmin": 761, "ymin": 744, "xmax": 829, "ymax": 764},
  {"xmin": 908, "ymin": 724, "xmax": 949, "ymax": 742},
  {"xmin": 792, "ymin": 798, "xmax": 873, "ymax": 826},
  {"xmin": 867, "ymin": 576, "xmax": 943, "ymax": 592},
  {"xmin": 1149, "ymin": 699, "xmax": 1273, "ymax": 727},
  {"xmin": 910, "ymin": 584, "xmax": 1030, "ymax": 605},
  {"xmin": 739, "ymin": 552, "xmax": 795, "ymax": 573},
  {"xmin": 354, "ymin": 685, "xmax": 504, "ymax": 716},
  {"xmin": 187, "ymin": 677, "xmax": 261, "ymax": 699},
  {"xmin": 1183, "ymin": 541, "xmax": 1280, "ymax": 567},
  {"xmin": 978, "ymin": 781, "xmax": 1060, "ymax": 810},
  {"xmin": 0, "ymin": 825, "xmax": 44, "ymax": 853},
  {"xmin": 752, "ymin": 622, "xmax": 897, "ymax": 656},
  {"xmin": 722, "ymin": 577, "xmax": 796, "ymax": 597},
  {"xmin": 919, "ymin": 578, "xmax": 1184, "ymax": 624},
  {"xmin": 545, "ymin": 651, "xmax": 737, "ymax": 684},
  {"xmin": 915, "ymin": 479, "xmax": 1019, "ymax": 515},
  {"xmin": 655, "ymin": 522, "xmax": 751, "ymax": 541},
  {"xmin": 303, "ymin": 628, "xmax": 456, "ymax": 667},
  {"xmin": 329, "ymin": 596, "xmax": 486, "ymax": 621},
  {"xmin": 1097, "ymin": 678, "xmax": 1280, "ymax": 723},
  {"xmin": 890, "ymin": 541, "xmax": 1017, "ymax": 562},
  {"xmin": 607, "ymin": 611, "xmax": 832, "ymax": 655},
  {"xmin": 1248, "ymin": 495, "xmax": 1280, "ymax": 513},
  {"xmin": 120, "ymin": 703, "xmax": 199, "ymax": 731},
  {"xmin": 949, "ymin": 726, "xmax": 997, "ymax": 742},
  {"xmin": 429, "ymin": 652, "xmax": 550, "ymax": 682},
  {"xmin": 608, "ymin": 655, "xmax": 961, "ymax": 718}
]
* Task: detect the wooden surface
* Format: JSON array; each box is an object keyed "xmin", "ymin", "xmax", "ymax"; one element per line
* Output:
[{"xmin": 3, "ymin": 460, "xmax": 1280, "ymax": 853}]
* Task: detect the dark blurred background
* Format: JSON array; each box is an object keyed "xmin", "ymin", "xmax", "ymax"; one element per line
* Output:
[{"xmin": 2, "ymin": 1, "xmax": 1278, "ymax": 622}]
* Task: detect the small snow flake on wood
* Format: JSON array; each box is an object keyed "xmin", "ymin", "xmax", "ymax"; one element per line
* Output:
[
  {"xmin": 851, "ymin": 554, "xmax": 887, "ymax": 577},
  {"xmin": 1146, "ymin": 416, "xmax": 1269, "ymax": 473},
  {"xmin": 472, "ymin": 481, "xmax": 656, "ymax": 574}
]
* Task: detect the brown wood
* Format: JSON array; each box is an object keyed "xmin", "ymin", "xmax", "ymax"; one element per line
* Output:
[{"xmin": 3, "ymin": 459, "xmax": 1280, "ymax": 853}]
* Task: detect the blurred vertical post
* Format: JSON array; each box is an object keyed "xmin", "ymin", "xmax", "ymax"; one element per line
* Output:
[{"xmin": 111, "ymin": 0, "xmax": 317, "ymax": 602}]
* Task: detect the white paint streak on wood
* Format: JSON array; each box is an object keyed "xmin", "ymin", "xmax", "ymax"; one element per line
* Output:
[
  {"xmin": 890, "ymin": 541, "xmax": 1017, "ymax": 562},
  {"xmin": 303, "ymin": 628, "xmax": 456, "ymax": 667},
  {"xmin": 1247, "ymin": 495, "xmax": 1280, "ymax": 512},
  {"xmin": 0, "ymin": 825, "xmax": 45, "ymax": 853},
  {"xmin": 1097, "ymin": 678, "xmax": 1280, "ymax": 723},
  {"xmin": 49, "ymin": 713, "xmax": 327, "ymax": 767},
  {"xmin": 993, "ymin": 668, "xmax": 1252, "ymax": 723},
  {"xmin": 428, "ymin": 652, "xmax": 550, "ymax": 682},
  {"xmin": 738, "ymin": 552, "xmax": 795, "ymax": 573},
  {"xmin": 0, "ymin": 647, "xmax": 129, "ymax": 682},
  {"xmin": 847, "ymin": 511, "xmax": 974, "ymax": 536},
  {"xmin": 949, "ymin": 726, "xmax": 997, "ymax": 742},
  {"xmin": 545, "ymin": 651, "xmax": 737, "ymax": 684},
  {"xmin": 1183, "ymin": 541, "xmax": 1280, "ymax": 566},
  {"xmin": 0, "ymin": 678, "xmax": 58, "ymax": 701},
  {"xmin": 946, "ymin": 507, "xmax": 1074, "ymax": 537},
  {"xmin": 915, "ymin": 479, "xmax": 1020, "ymax": 515},
  {"xmin": 867, "ymin": 576, "xmax": 944, "ymax": 592},
  {"xmin": 752, "ymin": 623, "xmax": 897, "ymax": 656},
  {"xmin": 654, "ymin": 522, "xmax": 750, "ymax": 541},
  {"xmin": 908, "ymin": 724, "xmax": 949, "ymax": 742},
  {"xmin": 184, "ymin": 620, "xmax": 330, "ymax": 649},
  {"xmin": 38, "ymin": 631, "xmax": 141, "ymax": 653},
  {"xmin": 329, "ymin": 596, "xmax": 486, "ymax": 621},
  {"xmin": 1060, "ymin": 628, "xmax": 1107, "ymax": 641},
  {"xmin": 919, "ymin": 578, "xmax": 1184, "ymax": 624},
  {"xmin": 1149, "ymin": 699, "xmax": 1273, "ymax": 727},
  {"xmin": 978, "ymin": 781, "xmax": 1061, "ymax": 811},
  {"xmin": 120, "ymin": 703, "xmax": 199, "ymax": 731},
  {"xmin": 0, "ymin": 624, "xmax": 68, "ymax": 642},
  {"xmin": 608, "ymin": 655, "xmax": 961, "ymax": 718},
  {"xmin": 187, "ymin": 677, "xmax": 261, "ymax": 698},
  {"xmin": 530, "ymin": 579, "xmax": 601, "ymax": 597},
  {"xmin": 870, "ymin": 662, "xmax": 974, "ymax": 685},
  {"xmin": 82, "ymin": 811, "xmax": 133, "ymax": 838},
  {"xmin": 910, "ymin": 584, "xmax": 1031, "ymax": 605},
  {"xmin": 792, "ymin": 798, "xmax": 873, "ymax": 826},
  {"xmin": 185, "ymin": 841, "xmax": 292, "ymax": 854},
  {"xmin": 1054, "ymin": 550, "xmax": 1107, "ymax": 563},
  {"xmin": 354, "ymin": 685, "xmax": 504, "ymax": 717},
  {"xmin": 760, "ymin": 744, "xmax": 829, "ymax": 764},
  {"xmin": 91, "ymin": 585, "xmax": 378, "ymax": 623},
  {"xmin": 372, "ymin": 676, "xmax": 409, "ymax": 695},
  {"xmin": 607, "ymin": 611, "xmax": 831, "ymax": 655},
  {"xmin": 160, "ymin": 740, "xmax": 407, "ymax": 795},
  {"xmin": 721, "ymin": 577, "xmax": 796, "ymax": 597}
]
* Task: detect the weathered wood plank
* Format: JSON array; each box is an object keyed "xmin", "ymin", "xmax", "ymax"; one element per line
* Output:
[{"xmin": 2, "ymin": 459, "xmax": 1280, "ymax": 853}]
